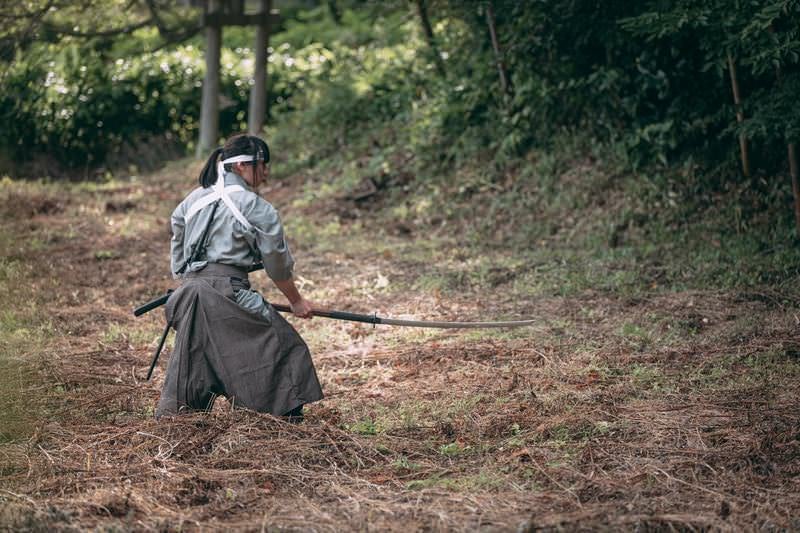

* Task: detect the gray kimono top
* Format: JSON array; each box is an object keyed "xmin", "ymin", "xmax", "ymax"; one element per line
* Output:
[
  {"xmin": 170, "ymin": 171, "xmax": 294, "ymax": 318},
  {"xmin": 170, "ymin": 172, "xmax": 294, "ymax": 281}
]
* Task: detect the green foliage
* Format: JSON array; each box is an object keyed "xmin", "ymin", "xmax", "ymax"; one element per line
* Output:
[
  {"xmin": 3, "ymin": 0, "xmax": 800, "ymax": 277},
  {"xmin": 265, "ymin": 0, "xmax": 800, "ymax": 181},
  {"xmin": 269, "ymin": 8, "xmax": 423, "ymax": 162},
  {"xmin": 0, "ymin": 2, "xmax": 423, "ymax": 171},
  {"xmin": 2, "ymin": 41, "xmax": 201, "ymax": 167},
  {"xmin": 618, "ymin": 0, "xmax": 800, "ymax": 169}
]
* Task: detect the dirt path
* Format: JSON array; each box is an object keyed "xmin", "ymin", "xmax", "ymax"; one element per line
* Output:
[{"xmin": 1, "ymin": 162, "xmax": 799, "ymax": 530}]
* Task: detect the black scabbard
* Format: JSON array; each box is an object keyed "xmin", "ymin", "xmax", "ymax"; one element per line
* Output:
[
  {"xmin": 134, "ymin": 291, "xmax": 172, "ymax": 317},
  {"xmin": 146, "ymin": 322, "xmax": 171, "ymax": 381}
]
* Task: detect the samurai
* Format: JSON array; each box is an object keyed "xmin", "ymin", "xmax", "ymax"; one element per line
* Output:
[{"xmin": 156, "ymin": 133, "xmax": 323, "ymax": 420}]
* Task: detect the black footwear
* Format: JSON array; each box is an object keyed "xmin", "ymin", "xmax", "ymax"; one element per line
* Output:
[{"xmin": 284, "ymin": 405, "xmax": 304, "ymax": 423}]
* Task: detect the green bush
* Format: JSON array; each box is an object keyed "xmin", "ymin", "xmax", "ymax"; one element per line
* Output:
[
  {"xmin": 0, "ymin": 40, "xmax": 258, "ymax": 169},
  {"xmin": 3, "ymin": 0, "xmax": 799, "ymax": 185}
]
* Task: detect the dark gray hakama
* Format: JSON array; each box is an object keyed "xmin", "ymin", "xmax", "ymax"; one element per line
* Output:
[{"xmin": 155, "ymin": 265, "xmax": 323, "ymax": 417}]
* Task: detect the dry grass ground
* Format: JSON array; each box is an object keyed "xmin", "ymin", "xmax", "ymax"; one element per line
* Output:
[{"xmin": 0, "ymin": 162, "xmax": 799, "ymax": 531}]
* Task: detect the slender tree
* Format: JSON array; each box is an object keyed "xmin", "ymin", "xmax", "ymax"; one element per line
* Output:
[
  {"xmin": 768, "ymin": 20, "xmax": 800, "ymax": 238},
  {"xmin": 413, "ymin": 0, "xmax": 445, "ymax": 76},
  {"xmin": 788, "ymin": 143, "xmax": 800, "ymax": 237},
  {"xmin": 484, "ymin": 1, "xmax": 511, "ymax": 95},
  {"xmin": 727, "ymin": 53, "xmax": 751, "ymax": 178}
]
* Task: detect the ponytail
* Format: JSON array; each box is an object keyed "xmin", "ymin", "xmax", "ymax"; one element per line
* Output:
[
  {"xmin": 198, "ymin": 147, "xmax": 223, "ymax": 188},
  {"xmin": 198, "ymin": 135, "xmax": 271, "ymax": 188}
]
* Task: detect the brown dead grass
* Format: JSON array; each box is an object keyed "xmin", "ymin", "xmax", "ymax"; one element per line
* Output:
[{"xmin": 0, "ymin": 162, "xmax": 799, "ymax": 531}]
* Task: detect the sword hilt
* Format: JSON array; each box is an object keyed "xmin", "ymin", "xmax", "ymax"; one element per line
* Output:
[{"xmin": 270, "ymin": 303, "xmax": 381, "ymax": 325}]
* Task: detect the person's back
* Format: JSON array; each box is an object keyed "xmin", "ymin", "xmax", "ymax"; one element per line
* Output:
[
  {"xmin": 171, "ymin": 172, "xmax": 293, "ymax": 282},
  {"xmin": 155, "ymin": 133, "xmax": 322, "ymax": 419}
]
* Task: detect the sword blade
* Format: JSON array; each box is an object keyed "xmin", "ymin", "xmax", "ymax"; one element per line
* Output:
[
  {"xmin": 270, "ymin": 303, "xmax": 533, "ymax": 329},
  {"xmin": 379, "ymin": 317, "xmax": 535, "ymax": 329}
]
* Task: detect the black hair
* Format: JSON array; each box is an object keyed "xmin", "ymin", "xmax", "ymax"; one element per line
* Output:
[{"xmin": 198, "ymin": 133, "xmax": 271, "ymax": 188}]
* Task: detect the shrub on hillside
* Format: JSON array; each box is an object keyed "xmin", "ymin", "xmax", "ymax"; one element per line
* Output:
[{"xmin": 0, "ymin": 41, "xmax": 256, "ymax": 171}]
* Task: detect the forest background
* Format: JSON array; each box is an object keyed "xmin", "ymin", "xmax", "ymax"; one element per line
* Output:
[
  {"xmin": 3, "ymin": 0, "xmax": 800, "ymax": 283},
  {"xmin": 1, "ymin": 0, "xmax": 800, "ymax": 530}
]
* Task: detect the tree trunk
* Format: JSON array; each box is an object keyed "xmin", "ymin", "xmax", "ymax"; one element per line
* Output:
[
  {"xmin": 413, "ymin": 0, "xmax": 445, "ymax": 76},
  {"xmin": 248, "ymin": 0, "xmax": 270, "ymax": 135},
  {"xmin": 197, "ymin": 0, "xmax": 222, "ymax": 157},
  {"xmin": 789, "ymin": 143, "xmax": 800, "ymax": 238},
  {"xmin": 726, "ymin": 53, "xmax": 750, "ymax": 177},
  {"xmin": 485, "ymin": 1, "xmax": 511, "ymax": 95}
]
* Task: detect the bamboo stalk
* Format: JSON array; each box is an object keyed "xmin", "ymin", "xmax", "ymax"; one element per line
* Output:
[
  {"xmin": 727, "ymin": 53, "xmax": 750, "ymax": 177},
  {"xmin": 769, "ymin": 26, "xmax": 800, "ymax": 239},
  {"xmin": 485, "ymin": 1, "xmax": 511, "ymax": 95},
  {"xmin": 414, "ymin": 0, "xmax": 445, "ymax": 76}
]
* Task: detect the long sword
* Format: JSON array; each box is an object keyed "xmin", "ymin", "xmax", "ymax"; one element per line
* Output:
[
  {"xmin": 268, "ymin": 303, "xmax": 533, "ymax": 328},
  {"xmin": 134, "ymin": 294, "xmax": 533, "ymax": 328},
  {"xmin": 133, "ymin": 264, "xmax": 533, "ymax": 328},
  {"xmin": 135, "ymin": 266, "xmax": 532, "ymax": 380}
]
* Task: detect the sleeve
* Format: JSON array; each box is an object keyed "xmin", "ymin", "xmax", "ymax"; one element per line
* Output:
[
  {"xmin": 169, "ymin": 201, "xmax": 187, "ymax": 279},
  {"xmin": 247, "ymin": 197, "xmax": 295, "ymax": 282}
]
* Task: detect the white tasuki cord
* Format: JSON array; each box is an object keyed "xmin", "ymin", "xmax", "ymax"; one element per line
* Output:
[{"xmin": 184, "ymin": 155, "xmax": 255, "ymax": 230}]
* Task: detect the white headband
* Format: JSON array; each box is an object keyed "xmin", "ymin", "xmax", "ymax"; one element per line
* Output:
[{"xmin": 216, "ymin": 154, "xmax": 261, "ymax": 184}]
